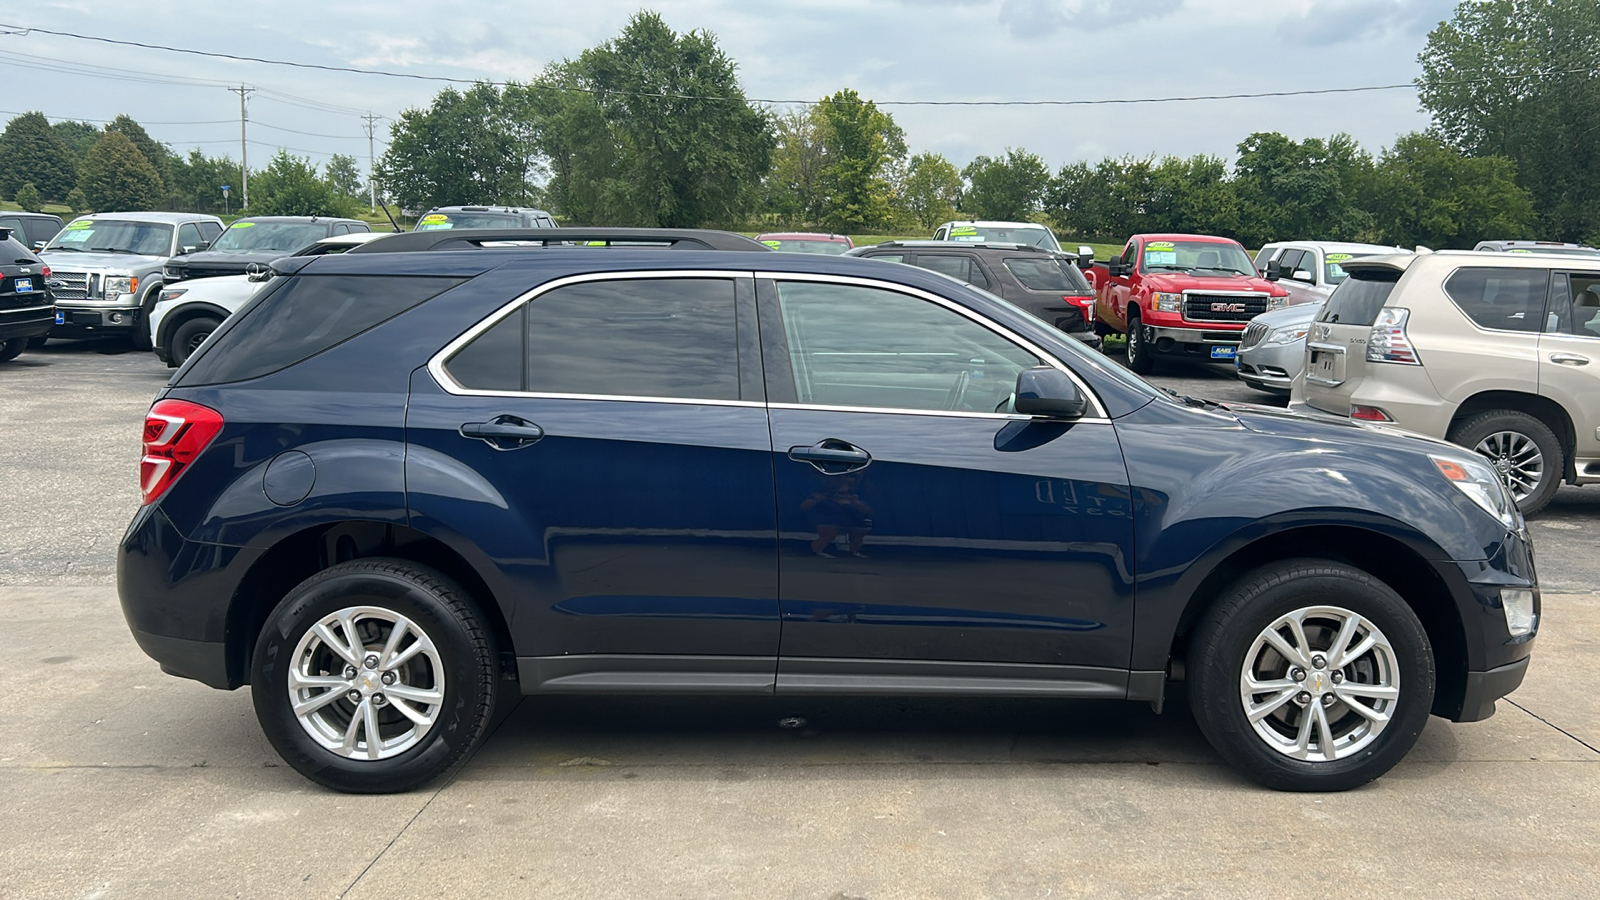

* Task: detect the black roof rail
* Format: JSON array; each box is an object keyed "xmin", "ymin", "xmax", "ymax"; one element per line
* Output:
[
  {"xmin": 346, "ymin": 227, "xmax": 772, "ymax": 254},
  {"xmin": 868, "ymin": 240, "xmax": 1051, "ymax": 254}
]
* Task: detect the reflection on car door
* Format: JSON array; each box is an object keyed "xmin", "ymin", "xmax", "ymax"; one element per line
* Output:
[
  {"xmin": 406, "ymin": 274, "xmax": 781, "ymax": 691},
  {"xmin": 758, "ymin": 274, "xmax": 1135, "ymax": 695},
  {"xmin": 1542, "ymin": 271, "xmax": 1600, "ymax": 470}
]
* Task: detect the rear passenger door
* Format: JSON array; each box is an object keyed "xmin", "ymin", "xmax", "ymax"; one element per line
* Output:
[
  {"xmin": 910, "ymin": 252, "xmax": 991, "ymax": 291},
  {"xmin": 1541, "ymin": 270, "xmax": 1600, "ymax": 468},
  {"xmin": 404, "ymin": 273, "xmax": 782, "ymax": 691}
]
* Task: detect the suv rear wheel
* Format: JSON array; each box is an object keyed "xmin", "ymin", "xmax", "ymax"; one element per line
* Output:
[
  {"xmin": 1447, "ymin": 410, "xmax": 1562, "ymax": 516},
  {"xmin": 1188, "ymin": 559, "xmax": 1434, "ymax": 792},
  {"xmin": 251, "ymin": 559, "xmax": 498, "ymax": 793}
]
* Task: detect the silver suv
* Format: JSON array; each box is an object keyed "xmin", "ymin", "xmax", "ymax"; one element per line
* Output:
[{"xmin": 1296, "ymin": 250, "xmax": 1600, "ymax": 514}]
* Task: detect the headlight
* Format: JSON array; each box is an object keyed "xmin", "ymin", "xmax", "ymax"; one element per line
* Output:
[
  {"xmin": 1154, "ymin": 292, "xmax": 1182, "ymax": 312},
  {"xmin": 1267, "ymin": 326, "xmax": 1310, "ymax": 345},
  {"xmin": 158, "ymin": 288, "xmax": 187, "ymax": 304},
  {"xmin": 104, "ymin": 275, "xmax": 137, "ymax": 296},
  {"xmin": 1431, "ymin": 454, "xmax": 1518, "ymax": 530},
  {"xmin": 1268, "ymin": 294, "xmax": 1288, "ymax": 310}
]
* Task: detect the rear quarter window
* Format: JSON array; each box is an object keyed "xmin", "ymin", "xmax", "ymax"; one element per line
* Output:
[
  {"xmin": 1317, "ymin": 269, "xmax": 1402, "ymax": 326},
  {"xmin": 1003, "ymin": 257, "xmax": 1089, "ymax": 292},
  {"xmin": 178, "ymin": 274, "xmax": 465, "ymax": 385},
  {"xmin": 1443, "ymin": 267, "xmax": 1550, "ymax": 333}
]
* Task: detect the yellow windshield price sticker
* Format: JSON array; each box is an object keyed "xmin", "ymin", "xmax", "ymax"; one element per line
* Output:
[
  {"xmin": 65, "ymin": 220, "xmax": 93, "ymax": 230},
  {"xmin": 230, "ymin": 221, "xmax": 255, "ymax": 228},
  {"xmin": 1325, "ymin": 253, "xmax": 1352, "ymax": 262},
  {"xmin": 950, "ymin": 226, "xmax": 978, "ymax": 236},
  {"xmin": 762, "ymin": 240, "xmax": 782, "ymax": 247},
  {"xmin": 1146, "ymin": 241, "xmax": 1174, "ymax": 250},
  {"xmin": 1509, "ymin": 249, "xmax": 1532, "ymax": 254},
  {"xmin": 420, "ymin": 214, "xmax": 449, "ymax": 224}
]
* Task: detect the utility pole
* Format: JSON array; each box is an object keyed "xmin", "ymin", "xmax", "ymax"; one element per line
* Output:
[
  {"xmin": 361, "ymin": 112, "xmax": 381, "ymax": 214},
  {"xmin": 228, "ymin": 85, "xmax": 255, "ymax": 210}
]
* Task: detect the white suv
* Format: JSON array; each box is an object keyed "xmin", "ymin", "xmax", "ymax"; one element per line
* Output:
[
  {"xmin": 1296, "ymin": 249, "xmax": 1600, "ymax": 514},
  {"xmin": 1253, "ymin": 241, "xmax": 1406, "ymax": 306}
]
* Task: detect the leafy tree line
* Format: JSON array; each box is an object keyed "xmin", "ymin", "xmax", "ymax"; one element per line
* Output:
[{"xmin": 0, "ymin": 110, "xmax": 372, "ymax": 217}]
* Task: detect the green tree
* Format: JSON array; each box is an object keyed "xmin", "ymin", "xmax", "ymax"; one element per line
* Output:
[
  {"xmin": 1145, "ymin": 155, "xmax": 1240, "ymax": 237},
  {"xmin": 170, "ymin": 150, "xmax": 241, "ymax": 214},
  {"xmin": 523, "ymin": 12, "xmax": 773, "ymax": 227},
  {"xmin": 379, "ymin": 82, "xmax": 539, "ymax": 212},
  {"xmin": 961, "ymin": 148, "xmax": 1050, "ymax": 221},
  {"xmin": 812, "ymin": 89, "xmax": 905, "ymax": 233},
  {"xmin": 249, "ymin": 150, "xmax": 352, "ymax": 216},
  {"xmin": 901, "ymin": 152, "xmax": 962, "ymax": 230},
  {"xmin": 65, "ymin": 187, "xmax": 89, "ymax": 214},
  {"xmin": 1233, "ymin": 132, "xmax": 1373, "ymax": 247},
  {"xmin": 14, "ymin": 182, "xmax": 41, "ymax": 213},
  {"xmin": 1367, "ymin": 132, "xmax": 1533, "ymax": 248},
  {"xmin": 52, "ymin": 120, "xmax": 102, "ymax": 167},
  {"xmin": 325, "ymin": 153, "xmax": 364, "ymax": 199},
  {"xmin": 79, "ymin": 131, "xmax": 165, "ymax": 212},
  {"xmin": 105, "ymin": 114, "xmax": 175, "ymax": 198},
  {"xmin": 1419, "ymin": 0, "xmax": 1600, "ymax": 240},
  {"xmin": 764, "ymin": 108, "xmax": 827, "ymax": 227},
  {"xmin": 0, "ymin": 112, "xmax": 77, "ymax": 202}
]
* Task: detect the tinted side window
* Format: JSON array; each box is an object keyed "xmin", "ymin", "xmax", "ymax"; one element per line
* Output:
[
  {"xmin": 773, "ymin": 280, "xmax": 1039, "ymax": 413},
  {"xmin": 198, "ymin": 222, "xmax": 223, "ymax": 242},
  {"xmin": 865, "ymin": 253, "xmax": 906, "ymax": 264},
  {"xmin": 445, "ymin": 278, "xmax": 742, "ymax": 401},
  {"xmin": 177, "ymin": 223, "xmax": 203, "ymax": 250},
  {"xmin": 1549, "ymin": 272, "xmax": 1600, "ymax": 338},
  {"xmin": 181, "ymin": 275, "xmax": 465, "ymax": 384},
  {"xmin": 1443, "ymin": 267, "xmax": 1549, "ymax": 333},
  {"xmin": 1318, "ymin": 269, "xmax": 1402, "ymax": 326},
  {"xmin": 915, "ymin": 254, "xmax": 989, "ymax": 290},
  {"xmin": 1004, "ymin": 257, "xmax": 1084, "ymax": 292}
]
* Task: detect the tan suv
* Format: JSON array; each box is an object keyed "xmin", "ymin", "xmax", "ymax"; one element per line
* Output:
[{"xmin": 1296, "ymin": 250, "xmax": 1600, "ymax": 514}]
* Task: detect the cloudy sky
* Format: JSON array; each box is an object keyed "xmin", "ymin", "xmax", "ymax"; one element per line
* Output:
[{"xmin": 2, "ymin": 0, "xmax": 1458, "ymax": 179}]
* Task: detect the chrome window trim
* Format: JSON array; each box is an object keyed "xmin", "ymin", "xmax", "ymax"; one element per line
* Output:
[
  {"xmin": 769, "ymin": 401, "xmax": 1110, "ymax": 424},
  {"xmin": 757, "ymin": 270, "xmax": 1109, "ymax": 419},
  {"xmin": 428, "ymin": 269, "xmax": 755, "ymax": 402}
]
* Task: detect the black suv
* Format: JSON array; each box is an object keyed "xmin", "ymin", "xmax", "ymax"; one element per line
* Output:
[
  {"xmin": 163, "ymin": 216, "xmax": 372, "ymax": 284},
  {"xmin": 120, "ymin": 228, "xmax": 1538, "ymax": 794},
  {"xmin": 0, "ymin": 228, "xmax": 54, "ymax": 361},
  {"xmin": 849, "ymin": 241, "xmax": 1100, "ymax": 348}
]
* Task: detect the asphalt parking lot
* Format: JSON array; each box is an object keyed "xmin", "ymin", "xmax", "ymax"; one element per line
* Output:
[{"xmin": 3, "ymin": 339, "xmax": 1598, "ymax": 899}]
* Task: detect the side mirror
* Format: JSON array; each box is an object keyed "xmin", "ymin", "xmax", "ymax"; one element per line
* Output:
[
  {"xmin": 1106, "ymin": 261, "xmax": 1123, "ymax": 277},
  {"xmin": 1014, "ymin": 367, "xmax": 1088, "ymax": 419},
  {"xmin": 1293, "ymin": 269, "xmax": 1314, "ymax": 283},
  {"xmin": 32, "ymin": 240, "xmax": 46, "ymax": 252},
  {"xmin": 1265, "ymin": 260, "xmax": 1282, "ymax": 282},
  {"xmin": 1077, "ymin": 245, "xmax": 1094, "ymax": 268}
]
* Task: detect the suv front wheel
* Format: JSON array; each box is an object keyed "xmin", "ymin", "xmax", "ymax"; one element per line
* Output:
[
  {"xmin": 1447, "ymin": 410, "xmax": 1562, "ymax": 516},
  {"xmin": 251, "ymin": 559, "xmax": 499, "ymax": 793}
]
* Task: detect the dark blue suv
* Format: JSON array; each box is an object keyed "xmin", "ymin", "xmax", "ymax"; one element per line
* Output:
[{"xmin": 119, "ymin": 228, "xmax": 1539, "ymax": 793}]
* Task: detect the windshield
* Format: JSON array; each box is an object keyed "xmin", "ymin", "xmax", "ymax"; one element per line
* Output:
[
  {"xmin": 209, "ymin": 221, "xmax": 327, "ymax": 253},
  {"xmin": 1140, "ymin": 239, "xmax": 1255, "ymax": 275},
  {"xmin": 414, "ymin": 212, "xmax": 521, "ymax": 231},
  {"xmin": 1324, "ymin": 253, "xmax": 1356, "ymax": 285},
  {"xmin": 47, "ymin": 219, "xmax": 173, "ymax": 256},
  {"xmin": 759, "ymin": 238, "xmax": 850, "ymax": 255},
  {"xmin": 947, "ymin": 224, "xmax": 1059, "ymax": 250}
]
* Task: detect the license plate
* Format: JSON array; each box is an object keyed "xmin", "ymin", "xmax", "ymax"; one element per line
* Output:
[
  {"xmin": 14, "ymin": 278, "xmax": 32, "ymax": 293},
  {"xmin": 1210, "ymin": 346, "xmax": 1236, "ymax": 360},
  {"xmin": 55, "ymin": 310, "xmax": 64, "ymax": 325},
  {"xmin": 1313, "ymin": 350, "xmax": 1338, "ymax": 381}
]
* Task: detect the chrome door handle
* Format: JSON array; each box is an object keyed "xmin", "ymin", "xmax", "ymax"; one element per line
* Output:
[{"xmin": 1550, "ymin": 353, "xmax": 1590, "ymax": 366}]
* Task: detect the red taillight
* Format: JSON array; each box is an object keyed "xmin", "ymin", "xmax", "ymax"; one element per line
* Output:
[
  {"xmin": 40, "ymin": 265, "xmax": 51, "ymax": 277},
  {"xmin": 140, "ymin": 399, "xmax": 223, "ymax": 505},
  {"xmin": 1350, "ymin": 405, "xmax": 1394, "ymax": 423}
]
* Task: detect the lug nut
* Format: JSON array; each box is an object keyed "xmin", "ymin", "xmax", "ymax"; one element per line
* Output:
[
  {"xmin": 1321, "ymin": 693, "xmax": 1336, "ymax": 707},
  {"xmin": 343, "ymin": 665, "xmax": 357, "ymax": 680},
  {"xmin": 1310, "ymin": 654, "xmax": 1327, "ymax": 669},
  {"xmin": 381, "ymin": 671, "xmax": 396, "ymax": 685},
  {"xmin": 346, "ymin": 690, "xmax": 362, "ymax": 703},
  {"xmin": 372, "ymin": 693, "xmax": 387, "ymax": 706},
  {"xmin": 1331, "ymin": 672, "xmax": 1344, "ymax": 684},
  {"xmin": 363, "ymin": 654, "xmax": 380, "ymax": 669},
  {"xmin": 1296, "ymin": 692, "xmax": 1312, "ymax": 705},
  {"xmin": 1290, "ymin": 667, "xmax": 1306, "ymax": 682}
]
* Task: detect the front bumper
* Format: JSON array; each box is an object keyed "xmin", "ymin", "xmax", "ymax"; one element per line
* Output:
[
  {"xmin": 1142, "ymin": 323, "xmax": 1245, "ymax": 361},
  {"xmin": 1455, "ymin": 657, "xmax": 1530, "ymax": 722},
  {"xmin": 50, "ymin": 304, "xmax": 140, "ymax": 337},
  {"xmin": 1235, "ymin": 339, "xmax": 1305, "ymax": 394}
]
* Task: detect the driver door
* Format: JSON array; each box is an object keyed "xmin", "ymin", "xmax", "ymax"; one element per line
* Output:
[{"xmin": 759, "ymin": 275, "xmax": 1135, "ymax": 689}]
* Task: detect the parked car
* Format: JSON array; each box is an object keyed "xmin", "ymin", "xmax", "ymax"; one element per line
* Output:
[
  {"xmin": 1086, "ymin": 234, "xmax": 1289, "ymax": 373},
  {"xmin": 755, "ymin": 232, "xmax": 853, "ymax": 254},
  {"xmin": 1235, "ymin": 301, "xmax": 1324, "ymax": 394},
  {"xmin": 413, "ymin": 206, "xmax": 557, "ymax": 231},
  {"xmin": 1297, "ymin": 249, "xmax": 1600, "ymax": 514},
  {"xmin": 0, "ymin": 227, "xmax": 54, "ymax": 362},
  {"xmin": 0, "ymin": 211, "xmax": 66, "ymax": 251},
  {"xmin": 38, "ymin": 212, "xmax": 224, "ymax": 349},
  {"xmin": 933, "ymin": 220, "xmax": 1062, "ymax": 251},
  {"xmin": 150, "ymin": 232, "xmax": 388, "ymax": 367},
  {"xmin": 1473, "ymin": 240, "xmax": 1600, "ymax": 258},
  {"xmin": 120, "ymin": 227, "xmax": 1537, "ymax": 795},
  {"xmin": 848, "ymin": 240, "xmax": 1100, "ymax": 348},
  {"xmin": 1253, "ymin": 241, "xmax": 1410, "ymax": 307},
  {"xmin": 162, "ymin": 216, "xmax": 370, "ymax": 285}
]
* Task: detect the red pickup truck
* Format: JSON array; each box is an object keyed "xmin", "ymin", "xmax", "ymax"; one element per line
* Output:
[{"xmin": 1085, "ymin": 233, "xmax": 1289, "ymax": 373}]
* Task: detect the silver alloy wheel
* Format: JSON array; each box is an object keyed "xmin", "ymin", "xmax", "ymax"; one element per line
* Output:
[
  {"xmin": 288, "ymin": 605, "xmax": 445, "ymax": 760},
  {"xmin": 1473, "ymin": 430, "xmax": 1544, "ymax": 503},
  {"xmin": 1239, "ymin": 605, "xmax": 1399, "ymax": 762}
]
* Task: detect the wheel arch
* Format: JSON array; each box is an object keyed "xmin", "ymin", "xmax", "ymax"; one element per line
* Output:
[
  {"xmin": 157, "ymin": 302, "xmax": 232, "ymax": 351},
  {"xmin": 224, "ymin": 520, "xmax": 514, "ymax": 689},
  {"xmin": 1167, "ymin": 524, "xmax": 1470, "ymax": 720},
  {"xmin": 1450, "ymin": 390, "xmax": 1576, "ymax": 481}
]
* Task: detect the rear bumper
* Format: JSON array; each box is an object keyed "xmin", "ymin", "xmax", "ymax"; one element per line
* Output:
[{"xmin": 0, "ymin": 305, "xmax": 55, "ymax": 340}]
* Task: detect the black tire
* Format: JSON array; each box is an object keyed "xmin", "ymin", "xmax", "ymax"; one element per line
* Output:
[
  {"xmin": 168, "ymin": 316, "xmax": 222, "ymax": 367},
  {"xmin": 251, "ymin": 558, "xmax": 499, "ymax": 794},
  {"xmin": 1125, "ymin": 307, "xmax": 1156, "ymax": 374},
  {"xmin": 1188, "ymin": 559, "xmax": 1434, "ymax": 792},
  {"xmin": 130, "ymin": 293, "xmax": 156, "ymax": 351},
  {"xmin": 26, "ymin": 335, "xmax": 47, "ymax": 349},
  {"xmin": 0, "ymin": 339, "xmax": 24, "ymax": 362},
  {"xmin": 1447, "ymin": 409, "xmax": 1563, "ymax": 516}
]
